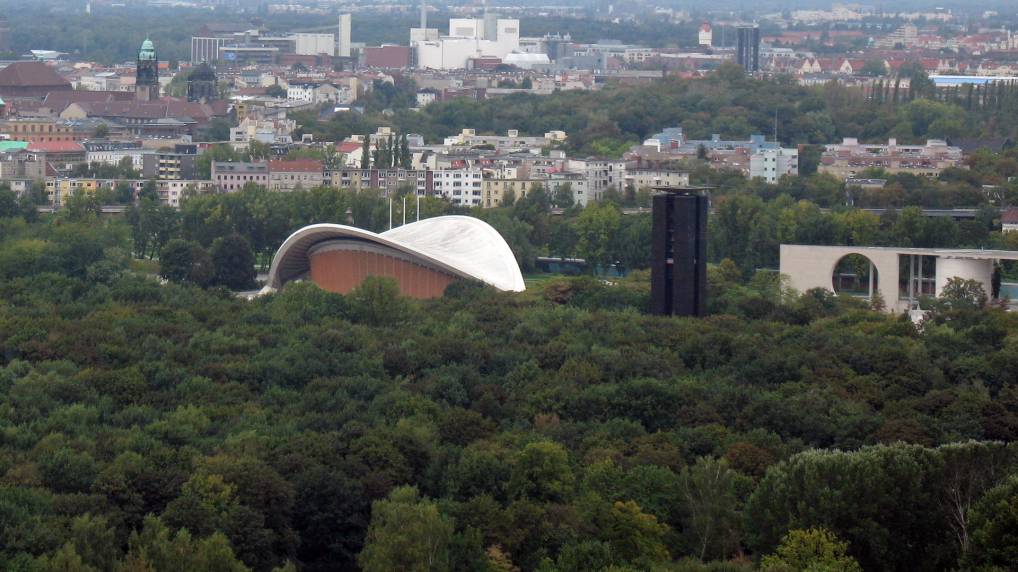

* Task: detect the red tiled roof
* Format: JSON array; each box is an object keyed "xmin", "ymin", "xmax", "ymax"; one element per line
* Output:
[
  {"xmin": 336, "ymin": 141, "xmax": 362, "ymax": 153},
  {"xmin": 1002, "ymin": 207, "xmax": 1018, "ymax": 225},
  {"xmin": 28, "ymin": 140, "xmax": 84, "ymax": 153},
  {"xmin": 42, "ymin": 90, "xmax": 133, "ymax": 112},
  {"xmin": 71, "ymin": 99, "xmax": 229, "ymax": 123},
  {"xmin": 269, "ymin": 159, "xmax": 323, "ymax": 173},
  {"xmin": 0, "ymin": 62, "xmax": 71, "ymax": 88}
]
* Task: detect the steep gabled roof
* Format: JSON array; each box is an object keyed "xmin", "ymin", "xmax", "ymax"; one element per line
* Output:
[
  {"xmin": 0, "ymin": 62, "xmax": 71, "ymax": 88},
  {"xmin": 42, "ymin": 90, "xmax": 133, "ymax": 113}
]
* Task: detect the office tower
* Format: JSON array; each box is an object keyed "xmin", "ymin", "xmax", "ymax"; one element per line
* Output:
[
  {"xmin": 651, "ymin": 190, "xmax": 708, "ymax": 317},
  {"xmin": 338, "ymin": 13, "xmax": 351, "ymax": 58}
]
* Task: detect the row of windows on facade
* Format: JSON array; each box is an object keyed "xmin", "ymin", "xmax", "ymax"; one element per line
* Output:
[
  {"xmin": 6, "ymin": 124, "xmax": 75, "ymax": 133},
  {"xmin": 217, "ymin": 174, "xmax": 267, "ymax": 181},
  {"xmin": 6, "ymin": 136, "xmax": 77, "ymax": 142}
]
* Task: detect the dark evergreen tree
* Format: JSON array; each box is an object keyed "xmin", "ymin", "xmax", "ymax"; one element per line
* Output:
[
  {"xmin": 210, "ymin": 233, "xmax": 256, "ymax": 290},
  {"xmin": 362, "ymin": 134, "xmax": 372, "ymax": 169}
]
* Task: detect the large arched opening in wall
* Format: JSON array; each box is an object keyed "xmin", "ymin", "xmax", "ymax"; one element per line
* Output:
[{"xmin": 832, "ymin": 253, "xmax": 879, "ymax": 299}]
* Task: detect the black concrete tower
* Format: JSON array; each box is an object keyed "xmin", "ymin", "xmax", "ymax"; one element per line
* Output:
[
  {"xmin": 186, "ymin": 62, "xmax": 217, "ymax": 103},
  {"xmin": 136, "ymin": 38, "xmax": 159, "ymax": 101},
  {"xmin": 650, "ymin": 188, "xmax": 709, "ymax": 317},
  {"xmin": 736, "ymin": 25, "xmax": 760, "ymax": 73}
]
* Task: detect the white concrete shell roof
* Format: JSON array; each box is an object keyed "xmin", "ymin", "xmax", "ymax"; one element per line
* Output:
[{"xmin": 263, "ymin": 215, "xmax": 526, "ymax": 293}]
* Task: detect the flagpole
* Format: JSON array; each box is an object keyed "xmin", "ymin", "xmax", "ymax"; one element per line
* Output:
[{"xmin": 388, "ymin": 197, "xmax": 392, "ymax": 230}]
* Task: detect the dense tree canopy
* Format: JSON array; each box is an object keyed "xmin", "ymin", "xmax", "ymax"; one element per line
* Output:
[{"xmin": 3, "ymin": 197, "xmax": 1018, "ymax": 570}]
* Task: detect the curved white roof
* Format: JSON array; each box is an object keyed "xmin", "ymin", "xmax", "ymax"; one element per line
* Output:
[{"xmin": 263, "ymin": 215, "xmax": 525, "ymax": 293}]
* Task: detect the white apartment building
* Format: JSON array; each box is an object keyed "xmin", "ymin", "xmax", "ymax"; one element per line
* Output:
[
  {"xmin": 416, "ymin": 91, "xmax": 438, "ymax": 107},
  {"xmin": 85, "ymin": 148, "xmax": 147, "ymax": 171},
  {"xmin": 546, "ymin": 173, "xmax": 593, "ymax": 206},
  {"xmin": 750, "ymin": 148, "xmax": 799, "ymax": 183},
  {"xmin": 230, "ymin": 117, "xmax": 296, "ymax": 145},
  {"xmin": 287, "ymin": 83, "xmax": 351, "ymax": 104},
  {"xmin": 624, "ymin": 169, "xmax": 690, "ymax": 190},
  {"xmin": 433, "ymin": 168, "xmax": 484, "ymax": 206},
  {"xmin": 568, "ymin": 158, "xmax": 625, "ymax": 204}
]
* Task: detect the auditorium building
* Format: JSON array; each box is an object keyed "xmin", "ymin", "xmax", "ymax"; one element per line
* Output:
[{"xmin": 263, "ymin": 216, "xmax": 525, "ymax": 298}]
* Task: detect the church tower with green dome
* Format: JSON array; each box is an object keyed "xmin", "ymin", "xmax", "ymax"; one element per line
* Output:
[{"xmin": 135, "ymin": 38, "xmax": 159, "ymax": 101}]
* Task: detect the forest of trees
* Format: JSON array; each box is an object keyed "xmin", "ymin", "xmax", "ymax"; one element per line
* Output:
[
  {"xmin": 3, "ymin": 192, "xmax": 1018, "ymax": 571},
  {"xmin": 5, "ymin": 23, "xmax": 1018, "ymax": 567}
]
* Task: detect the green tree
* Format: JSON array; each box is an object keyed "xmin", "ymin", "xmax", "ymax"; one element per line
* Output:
[
  {"xmin": 0, "ymin": 184, "xmax": 22, "ymax": 218},
  {"xmin": 602, "ymin": 500, "xmax": 670, "ymax": 566},
  {"xmin": 160, "ymin": 239, "xmax": 214, "ymax": 287},
  {"xmin": 362, "ymin": 135, "xmax": 372, "ymax": 169},
  {"xmin": 210, "ymin": 233, "xmax": 257, "ymax": 290},
  {"xmin": 205, "ymin": 118, "xmax": 233, "ymax": 142},
  {"xmin": 760, "ymin": 528, "xmax": 863, "ymax": 572},
  {"xmin": 509, "ymin": 441, "xmax": 574, "ymax": 502},
  {"xmin": 747, "ymin": 444, "xmax": 955, "ymax": 571},
  {"xmin": 160, "ymin": 238, "xmax": 197, "ymax": 283},
  {"xmin": 680, "ymin": 457, "xmax": 744, "ymax": 561},
  {"xmin": 574, "ymin": 201, "xmax": 622, "ymax": 274},
  {"xmin": 125, "ymin": 516, "xmax": 250, "ymax": 572},
  {"xmin": 937, "ymin": 277, "xmax": 988, "ymax": 310},
  {"xmin": 552, "ymin": 183, "xmax": 575, "ymax": 209},
  {"xmin": 964, "ymin": 475, "xmax": 1018, "ymax": 569},
  {"xmin": 859, "ymin": 59, "xmax": 887, "ymax": 77},
  {"xmin": 399, "ymin": 132, "xmax": 411, "ymax": 169},
  {"xmin": 358, "ymin": 486, "xmax": 453, "ymax": 572},
  {"xmin": 346, "ymin": 276, "xmax": 412, "ymax": 326},
  {"xmin": 114, "ymin": 181, "xmax": 136, "ymax": 204}
]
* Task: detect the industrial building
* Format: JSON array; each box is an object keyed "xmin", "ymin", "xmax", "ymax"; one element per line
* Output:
[{"xmin": 413, "ymin": 15, "xmax": 522, "ymax": 70}]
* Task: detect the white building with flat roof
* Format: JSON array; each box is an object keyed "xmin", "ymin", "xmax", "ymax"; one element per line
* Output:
[
  {"xmin": 780, "ymin": 244, "xmax": 1018, "ymax": 313},
  {"xmin": 433, "ymin": 168, "xmax": 484, "ymax": 206},
  {"xmin": 415, "ymin": 17, "xmax": 521, "ymax": 70},
  {"xmin": 293, "ymin": 33, "xmax": 335, "ymax": 57},
  {"xmin": 750, "ymin": 147, "xmax": 799, "ymax": 183}
]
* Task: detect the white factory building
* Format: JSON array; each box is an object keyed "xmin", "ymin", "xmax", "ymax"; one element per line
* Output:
[{"xmin": 413, "ymin": 16, "xmax": 521, "ymax": 70}]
